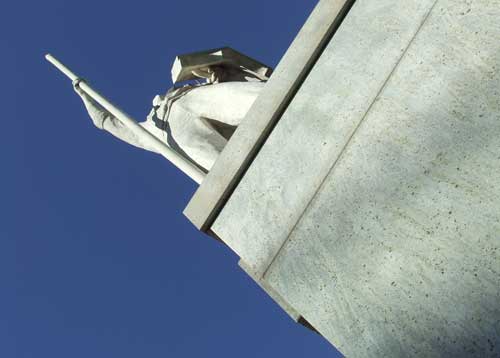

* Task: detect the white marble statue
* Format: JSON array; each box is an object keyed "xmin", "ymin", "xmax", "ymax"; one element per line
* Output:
[{"xmin": 74, "ymin": 48, "xmax": 272, "ymax": 172}]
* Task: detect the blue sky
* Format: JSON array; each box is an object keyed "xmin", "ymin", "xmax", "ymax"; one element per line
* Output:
[{"xmin": 2, "ymin": 0, "xmax": 341, "ymax": 356}]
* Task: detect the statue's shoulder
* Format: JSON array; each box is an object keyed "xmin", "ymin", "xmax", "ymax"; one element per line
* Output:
[
  {"xmin": 149, "ymin": 83, "xmax": 207, "ymax": 128},
  {"xmin": 171, "ymin": 47, "xmax": 273, "ymax": 84}
]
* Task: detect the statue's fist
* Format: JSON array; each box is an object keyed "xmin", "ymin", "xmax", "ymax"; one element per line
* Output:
[
  {"xmin": 72, "ymin": 78, "xmax": 108, "ymax": 129},
  {"xmin": 72, "ymin": 78, "xmax": 87, "ymax": 97}
]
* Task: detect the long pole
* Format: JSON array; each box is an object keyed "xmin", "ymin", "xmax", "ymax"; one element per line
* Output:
[{"xmin": 45, "ymin": 54, "xmax": 205, "ymax": 185}]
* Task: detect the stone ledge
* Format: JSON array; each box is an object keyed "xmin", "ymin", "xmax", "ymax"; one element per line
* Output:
[{"xmin": 183, "ymin": 0, "xmax": 355, "ymax": 231}]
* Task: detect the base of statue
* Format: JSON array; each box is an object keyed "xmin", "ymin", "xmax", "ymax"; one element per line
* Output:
[{"xmin": 184, "ymin": 0, "xmax": 500, "ymax": 356}]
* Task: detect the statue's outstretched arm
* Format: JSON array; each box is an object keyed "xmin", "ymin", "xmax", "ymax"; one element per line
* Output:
[{"xmin": 74, "ymin": 83, "xmax": 161, "ymax": 154}]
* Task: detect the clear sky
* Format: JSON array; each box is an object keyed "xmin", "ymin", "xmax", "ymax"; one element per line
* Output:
[{"xmin": 3, "ymin": 0, "xmax": 342, "ymax": 356}]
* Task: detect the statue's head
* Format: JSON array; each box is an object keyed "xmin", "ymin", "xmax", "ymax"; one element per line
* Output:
[{"xmin": 171, "ymin": 47, "xmax": 272, "ymax": 85}]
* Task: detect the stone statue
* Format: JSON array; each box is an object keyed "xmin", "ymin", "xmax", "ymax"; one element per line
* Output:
[{"xmin": 73, "ymin": 48, "xmax": 272, "ymax": 172}]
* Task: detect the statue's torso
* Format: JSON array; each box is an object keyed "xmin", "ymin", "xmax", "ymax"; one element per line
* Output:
[{"xmin": 142, "ymin": 81, "xmax": 265, "ymax": 171}]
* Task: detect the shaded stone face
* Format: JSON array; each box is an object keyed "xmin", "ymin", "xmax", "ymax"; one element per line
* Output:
[{"xmin": 187, "ymin": 0, "xmax": 500, "ymax": 356}]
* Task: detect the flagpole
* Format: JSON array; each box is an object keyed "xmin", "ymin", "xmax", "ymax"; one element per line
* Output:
[{"xmin": 45, "ymin": 54, "xmax": 206, "ymax": 185}]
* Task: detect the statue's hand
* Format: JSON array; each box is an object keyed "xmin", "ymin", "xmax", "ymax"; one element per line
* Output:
[
  {"xmin": 72, "ymin": 78, "xmax": 88, "ymax": 98},
  {"xmin": 72, "ymin": 78, "xmax": 109, "ymax": 129}
]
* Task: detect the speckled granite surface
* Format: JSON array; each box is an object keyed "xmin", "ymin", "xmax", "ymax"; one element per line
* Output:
[{"xmin": 207, "ymin": 0, "xmax": 500, "ymax": 356}]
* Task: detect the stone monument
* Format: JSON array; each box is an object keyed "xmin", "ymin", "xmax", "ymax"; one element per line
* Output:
[
  {"xmin": 49, "ymin": 0, "xmax": 500, "ymax": 356},
  {"xmin": 46, "ymin": 48, "xmax": 272, "ymax": 182},
  {"xmin": 183, "ymin": 0, "xmax": 500, "ymax": 357}
]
